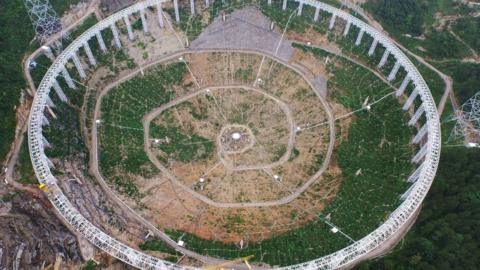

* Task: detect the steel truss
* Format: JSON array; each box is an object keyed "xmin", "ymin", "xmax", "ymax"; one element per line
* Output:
[
  {"xmin": 28, "ymin": 0, "xmax": 441, "ymax": 269},
  {"xmin": 450, "ymin": 91, "xmax": 480, "ymax": 143}
]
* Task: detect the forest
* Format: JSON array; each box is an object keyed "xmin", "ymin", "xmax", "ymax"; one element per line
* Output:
[{"xmin": 357, "ymin": 147, "xmax": 480, "ymax": 270}]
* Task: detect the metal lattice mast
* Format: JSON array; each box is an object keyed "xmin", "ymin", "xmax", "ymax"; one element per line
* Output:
[
  {"xmin": 449, "ymin": 92, "xmax": 480, "ymax": 143},
  {"xmin": 24, "ymin": 0, "xmax": 62, "ymax": 43}
]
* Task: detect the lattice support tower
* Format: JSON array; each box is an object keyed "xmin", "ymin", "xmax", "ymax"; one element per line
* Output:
[
  {"xmin": 449, "ymin": 91, "xmax": 480, "ymax": 144},
  {"xmin": 24, "ymin": 0, "xmax": 62, "ymax": 43}
]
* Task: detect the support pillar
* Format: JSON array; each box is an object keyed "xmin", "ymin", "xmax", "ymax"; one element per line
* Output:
[
  {"xmin": 407, "ymin": 164, "xmax": 423, "ymax": 183},
  {"xmin": 297, "ymin": 2, "xmax": 303, "ymax": 16},
  {"xmin": 124, "ymin": 15, "xmax": 134, "ymax": 40},
  {"xmin": 412, "ymin": 143, "xmax": 428, "ymax": 164},
  {"xmin": 156, "ymin": 3, "xmax": 165, "ymax": 28},
  {"xmin": 83, "ymin": 42, "xmax": 96, "ymax": 66},
  {"xmin": 314, "ymin": 7, "xmax": 320, "ymax": 22},
  {"xmin": 52, "ymin": 80, "xmax": 68, "ymax": 102},
  {"xmin": 190, "ymin": 0, "xmax": 195, "ymax": 15},
  {"xmin": 46, "ymin": 157, "xmax": 54, "ymax": 168},
  {"xmin": 42, "ymin": 135, "xmax": 51, "ymax": 148},
  {"xmin": 343, "ymin": 21, "xmax": 351, "ymax": 36},
  {"xmin": 140, "ymin": 9, "xmax": 149, "ymax": 33},
  {"xmin": 111, "ymin": 24, "xmax": 122, "ymax": 48},
  {"xmin": 412, "ymin": 124, "xmax": 428, "ymax": 144},
  {"xmin": 402, "ymin": 87, "xmax": 419, "ymax": 111},
  {"xmin": 329, "ymin": 14, "xmax": 336, "ymax": 30},
  {"xmin": 397, "ymin": 75, "xmax": 410, "ymax": 97},
  {"xmin": 46, "ymin": 96, "xmax": 55, "ymax": 108},
  {"xmin": 282, "ymin": 0, "xmax": 287, "ymax": 11},
  {"xmin": 408, "ymin": 105, "xmax": 425, "ymax": 126},
  {"xmin": 173, "ymin": 0, "xmax": 180, "ymax": 23},
  {"xmin": 42, "ymin": 115, "xmax": 50, "ymax": 126},
  {"xmin": 268, "ymin": 0, "xmax": 271, "ymax": 5},
  {"xmin": 96, "ymin": 32, "xmax": 107, "ymax": 52},
  {"xmin": 387, "ymin": 61, "xmax": 401, "ymax": 81},
  {"xmin": 355, "ymin": 29, "xmax": 364, "ymax": 46},
  {"xmin": 42, "ymin": 46, "xmax": 55, "ymax": 60},
  {"xmin": 72, "ymin": 53, "xmax": 86, "ymax": 79},
  {"xmin": 61, "ymin": 67, "xmax": 76, "ymax": 89},
  {"xmin": 368, "ymin": 39, "xmax": 378, "ymax": 56},
  {"xmin": 378, "ymin": 49, "xmax": 390, "ymax": 68},
  {"xmin": 400, "ymin": 183, "xmax": 415, "ymax": 200}
]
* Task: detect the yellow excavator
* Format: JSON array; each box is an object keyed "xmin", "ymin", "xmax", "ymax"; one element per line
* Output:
[
  {"xmin": 38, "ymin": 183, "xmax": 49, "ymax": 193},
  {"xmin": 204, "ymin": 255, "xmax": 254, "ymax": 270}
]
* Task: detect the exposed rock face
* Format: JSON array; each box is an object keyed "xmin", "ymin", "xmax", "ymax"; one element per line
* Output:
[{"xmin": 0, "ymin": 191, "xmax": 82, "ymax": 269}]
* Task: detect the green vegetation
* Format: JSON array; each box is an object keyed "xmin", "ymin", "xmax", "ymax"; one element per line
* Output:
[
  {"xmin": 0, "ymin": 191, "xmax": 22, "ymax": 202},
  {"xmin": 150, "ymin": 125, "xmax": 214, "ymax": 163},
  {"xmin": 357, "ymin": 147, "xmax": 480, "ymax": 270},
  {"xmin": 452, "ymin": 16, "xmax": 480, "ymax": 50},
  {"xmin": 69, "ymin": 14, "xmax": 98, "ymax": 40},
  {"xmin": 50, "ymin": 0, "xmax": 82, "ymax": 16},
  {"xmin": 165, "ymin": 6, "xmax": 204, "ymax": 41},
  {"xmin": 0, "ymin": 0, "xmax": 35, "ymax": 163},
  {"xmin": 140, "ymin": 239, "xmax": 182, "ymax": 255},
  {"xmin": 82, "ymin": 260, "xmax": 98, "ymax": 270},
  {"xmin": 15, "ymin": 134, "xmax": 37, "ymax": 185},
  {"xmin": 435, "ymin": 61, "xmax": 480, "ymax": 104},
  {"xmin": 99, "ymin": 62, "xmax": 188, "ymax": 196}
]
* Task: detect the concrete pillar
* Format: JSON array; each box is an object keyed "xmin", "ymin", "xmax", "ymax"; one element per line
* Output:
[
  {"xmin": 343, "ymin": 21, "xmax": 351, "ymax": 36},
  {"xmin": 111, "ymin": 24, "xmax": 122, "ymax": 48},
  {"xmin": 156, "ymin": 3, "xmax": 165, "ymax": 28},
  {"xmin": 83, "ymin": 42, "xmax": 96, "ymax": 66},
  {"xmin": 368, "ymin": 39, "xmax": 378, "ymax": 56},
  {"xmin": 297, "ymin": 2, "xmax": 303, "ymax": 16},
  {"xmin": 190, "ymin": 0, "xmax": 195, "ymax": 15},
  {"xmin": 42, "ymin": 115, "xmax": 50, "ymax": 126},
  {"xmin": 42, "ymin": 46, "xmax": 55, "ymax": 60},
  {"xmin": 412, "ymin": 124, "xmax": 428, "ymax": 144},
  {"xmin": 206, "ymin": 0, "xmax": 210, "ymax": 8},
  {"xmin": 329, "ymin": 14, "xmax": 336, "ymax": 30},
  {"xmin": 412, "ymin": 143, "xmax": 428, "ymax": 164},
  {"xmin": 96, "ymin": 31, "xmax": 107, "ymax": 52},
  {"xmin": 52, "ymin": 80, "xmax": 68, "ymax": 102},
  {"xmin": 402, "ymin": 87, "xmax": 419, "ymax": 111},
  {"xmin": 123, "ymin": 15, "xmax": 134, "ymax": 40},
  {"xmin": 61, "ymin": 67, "xmax": 76, "ymax": 89},
  {"xmin": 46, "ymin": 157, "xmax": 54, "ymax": 168},
  {"xmin": 140, "ymin": 9, "xmax": 149, "ymax": 33},
  {"xmin": 407, "ymin": 164, "xmax": 423, "ymax": 183},
  {"xmin": 282, "ymin": 0, "xmax": 287, "ymax": 11},
  {"xmin": 314, "ymin": 7, "xmax": 320, "ymax": 22},
  {"xmin": 397, "ymin": 75, "xmax": 410, "ymax": 97},
  {"xmin": 42, "ymin": 135, "xmax": 51, "ymax": 148},
  {"xmin": 174, "ymin": 0, "xmax": 180, "ymax": 23},
  {"xmin": 400, "ymin": 183, "xmax": 415, "ymax": 200},
  {"xmin": 268, "ymin": 0, "xmax": 272, "ymax": 5},
  {"xmin": 355, "ymin": 29, "xmax": 364, "ymax": 46},
  {"xmin": 378, "ymin": 49, "xmax": 390, "ymax": 68},
  {"xmin": 46, "ymin": 96, "xmax": 55, "ymax": 108},
  {"xmin": 72, "ymin": 53, "xmax": 86, "ymax": 79},
  {"xmin": 387, "ymin": 61, "xmax": 401, "ymax": 81},
  {"xmin": 408, "ymin": 105, "xmax": 425, "ymax": 126}
]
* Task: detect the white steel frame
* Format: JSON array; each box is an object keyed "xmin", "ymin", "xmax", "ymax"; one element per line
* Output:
[{"xmin": 28, "ymin": 0, "xmax": 441, "ymax": 269}]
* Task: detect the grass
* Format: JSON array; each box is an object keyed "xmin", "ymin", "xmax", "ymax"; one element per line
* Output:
[
  {"xmin": 150, "ymin": 124, "xmax": 214, "ymax": 163},
  {"xmin": 99, "ymin": 62, "xmax": 188, "ymax": 196}
]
